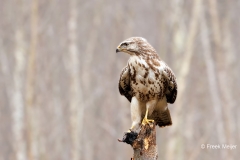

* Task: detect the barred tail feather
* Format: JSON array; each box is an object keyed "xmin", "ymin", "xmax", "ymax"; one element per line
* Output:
[{"xmin": 150, "ymin": 108, "xmax": 172, "ymax": 127}]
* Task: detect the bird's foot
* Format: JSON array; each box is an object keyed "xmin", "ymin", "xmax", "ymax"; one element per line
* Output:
[
  {"xmin": 127, "ymin": 125, "xmax": 136, "ymax": 133},
  {"xmin": 142, "ymin": 117, "xmax": 154, "ymax": 126},
  {"xmin": 127, "ymin": 123, "xmax": 141, "ymax": 133}
]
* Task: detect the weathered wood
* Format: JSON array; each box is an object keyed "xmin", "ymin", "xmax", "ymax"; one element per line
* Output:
[{"xmin": 119, "ymin": 122, "xmax": 158, "ymax": 160}]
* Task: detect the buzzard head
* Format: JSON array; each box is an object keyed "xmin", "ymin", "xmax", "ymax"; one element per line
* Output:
[{"xmin": 116, "ymin": 37, "xmax": 157, "ymax": 56}]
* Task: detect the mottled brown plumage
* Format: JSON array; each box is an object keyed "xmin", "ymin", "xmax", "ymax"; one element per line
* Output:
[{"xmin": 117, "ymin": 37, "xmax": 177, "ymax": 130}]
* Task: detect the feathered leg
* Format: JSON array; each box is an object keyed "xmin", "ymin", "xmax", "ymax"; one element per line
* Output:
[{"xmin": 128, "ymin": 97, "xmax": 142, "ymax": 132}]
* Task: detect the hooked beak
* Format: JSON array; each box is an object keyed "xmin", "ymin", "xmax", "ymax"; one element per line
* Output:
[{"xmin": 116, "ymin": 46, "xmax": 121, "ymax": 53}]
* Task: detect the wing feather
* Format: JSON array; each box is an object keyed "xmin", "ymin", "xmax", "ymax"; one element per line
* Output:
[
  {"xmin": 119, "ymin": 65, "xmax": 132, "ymax": 102},
  {"xmin": 163, "ymin": 66, "xmax": 178, "ymax": 104}
]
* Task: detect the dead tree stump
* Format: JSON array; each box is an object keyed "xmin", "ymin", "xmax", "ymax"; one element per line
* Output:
[{"xmin": 118, "ymin": 122, "xmax": 158, "ymax": 160}]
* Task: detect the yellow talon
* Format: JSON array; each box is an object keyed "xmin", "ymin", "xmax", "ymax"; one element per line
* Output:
[
  {"xmin": 126, "ymin": 125, "xmax": 134, "ymax": 133},
  {"xmin": 142, "ymin": 109, "xmax": 154, "ymax": 125},
  {"xmin": 142, "ymin": 117, "xmax": 154, "ymax": 125}
]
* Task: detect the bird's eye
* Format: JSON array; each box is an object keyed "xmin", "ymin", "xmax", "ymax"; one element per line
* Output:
[{"xmin": 121, "ymin": 43, "xmax": 129, "ymax": 47}]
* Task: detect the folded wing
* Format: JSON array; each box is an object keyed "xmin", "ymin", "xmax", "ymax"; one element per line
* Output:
[
  {"xmin": 119, "ymin": 65, "xmax": 132, "ymax": 102},
  {"xmin": 163, "ymin": 66, "xmax": 178, "ymax": 104}
]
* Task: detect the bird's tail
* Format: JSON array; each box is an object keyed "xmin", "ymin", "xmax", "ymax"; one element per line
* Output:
[{"xmin": 150, "ymin": 108, "xmax": 172, "ymax": 127}]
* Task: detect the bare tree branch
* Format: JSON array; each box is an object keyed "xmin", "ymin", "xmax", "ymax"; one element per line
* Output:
[
  {"xmin": 166, "ymin": 0, "xmax": 201, "ymax": 159},
  {"xmin": 12, "ymin": 29, "xmax": 27, "ymax": 160},
  {"xmin": 25, "ymin": 0, "xmax": 39, "ymax": 159},
  {"xmin": 68, "ymin": 0, "xmax": 83, "ymax": 159},
  {"xmin": 200, "ymin": 2, "xmax": 227, "ymax": 158}
]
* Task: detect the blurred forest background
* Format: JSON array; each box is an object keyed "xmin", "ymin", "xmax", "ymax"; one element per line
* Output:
[{"xmin": 0, "ymin": 0, "xmax": 240, "ymax": 160}]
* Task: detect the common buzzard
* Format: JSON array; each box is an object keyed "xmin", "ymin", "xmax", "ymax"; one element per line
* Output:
[{"xmin": 117, "ymin": 37, "xmax": 177, "ymax": 131}]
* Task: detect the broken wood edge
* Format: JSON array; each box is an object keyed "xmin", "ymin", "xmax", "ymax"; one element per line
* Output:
[{"xmin": 118, "ymin": 122, "xmax": 158, "ymax": 160}]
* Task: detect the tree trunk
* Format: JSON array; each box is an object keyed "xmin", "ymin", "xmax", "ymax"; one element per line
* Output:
[
  {"xmin": 68, "ymin": 0, "xmax": 83, "ymax": 159},
  {"xmin": 26, "ymin": 0, "xmax": 39, "ymax": 159},
  {"xmin": 119, "ymin": 122, "xmax": 158, "ymax": 160}
]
